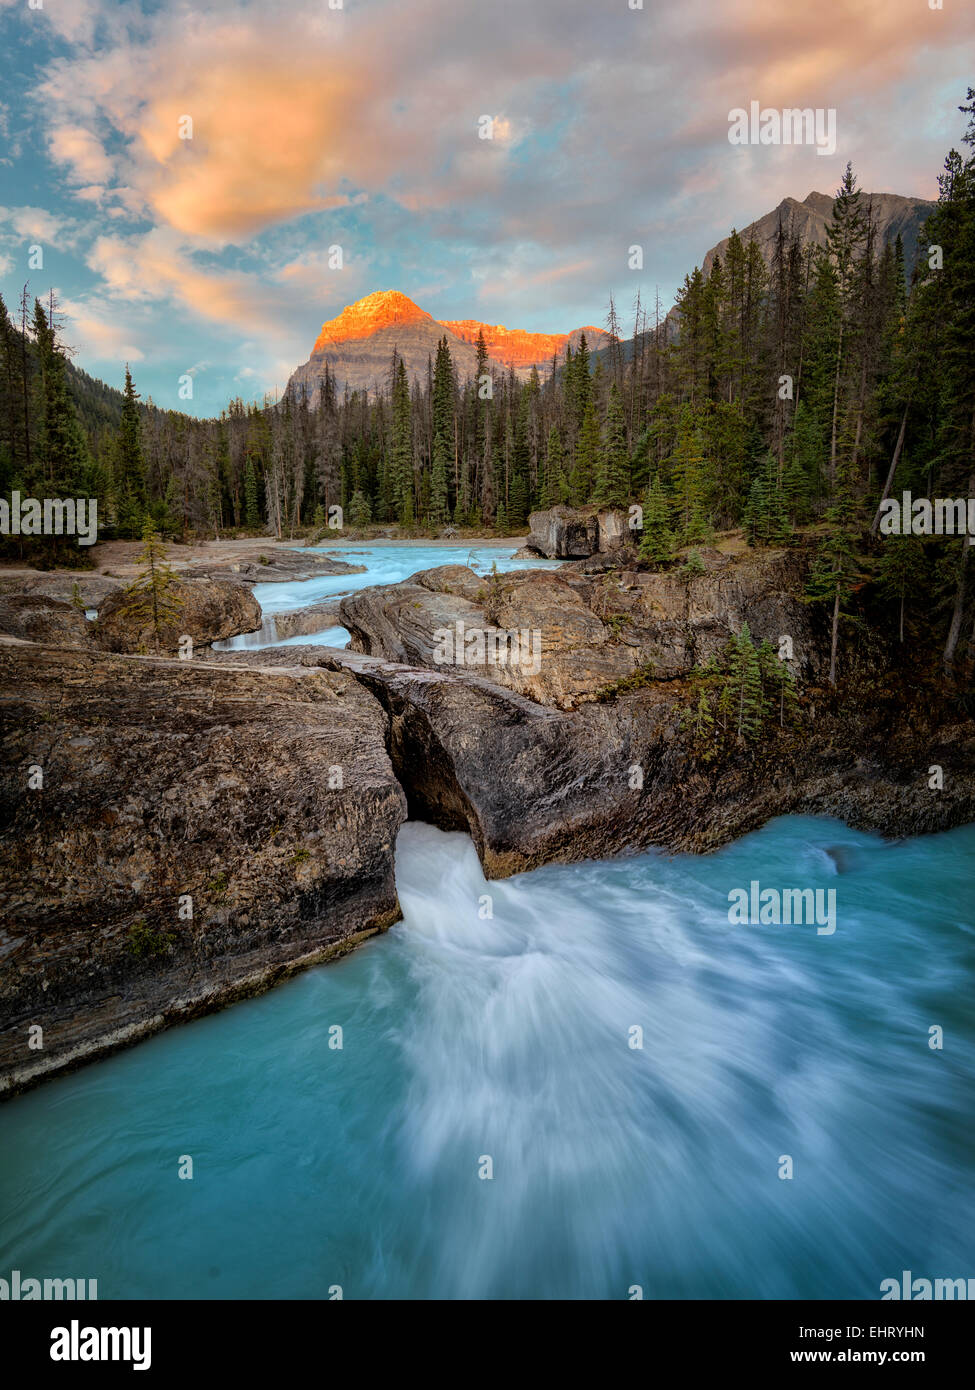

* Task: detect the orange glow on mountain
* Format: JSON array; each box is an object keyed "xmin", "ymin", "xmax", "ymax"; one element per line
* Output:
[
  {"xmin": 442, "ymin": 320, "xmax": 606, "ymax": 368},
  {"xmin": 310, "ymin": 292, "xmax": 609, "ymax": 375},
  {"xmin": 313, "ymin": 291, "xmax": 434, "ymax": 351}
]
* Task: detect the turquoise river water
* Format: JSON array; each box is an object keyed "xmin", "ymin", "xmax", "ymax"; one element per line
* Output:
[{"xmin": 1, "ymin": 546, "xmax": 972, "ymax": 1299}]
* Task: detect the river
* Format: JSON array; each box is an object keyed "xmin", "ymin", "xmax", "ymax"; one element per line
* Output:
[{"xmin": 2, "ymin": 544, "xmax": 973, "ymax": 1300}]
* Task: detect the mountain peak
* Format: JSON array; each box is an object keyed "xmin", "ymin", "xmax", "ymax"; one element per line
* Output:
[{"xmin": 313, "ymin": 291, "xmax": 432, "ymax": 352}]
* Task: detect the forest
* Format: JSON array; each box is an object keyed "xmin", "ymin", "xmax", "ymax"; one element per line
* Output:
[{"xmin": 1, "ymin": 93, "xmax": 973, "ymax": 674}]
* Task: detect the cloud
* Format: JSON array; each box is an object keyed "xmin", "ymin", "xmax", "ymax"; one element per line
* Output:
[
  {"xmin": 59, "ymin": 297, "xmax": 145, "ymax": 363},
  {"xmin": 5, "ymin": 0, "xmax": 973, "ymax": 401},
  {"xmin": 48, "ymin": 126, "xmax": 114, "ymax": 184},
  {"xmin": 0, "ymin": 205, "xmax": 68, "ymax": 244}
]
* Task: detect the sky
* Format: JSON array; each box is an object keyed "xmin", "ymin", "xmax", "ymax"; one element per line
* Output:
[{"xmin": 0, "ymin": 0, "xmax": 970, "ymax": 416}]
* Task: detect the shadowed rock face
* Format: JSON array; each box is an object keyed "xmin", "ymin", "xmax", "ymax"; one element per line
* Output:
[
  {"xmin": 94, "ymin": 578, "xmax": 262, "ymax": 654},
  {"xmin": 526, "ymin": 506, "xmax": 638, "ymax": 558},
  {"xmin": 0, "ymin": 644, "xmax": 407, "ymax": 1094},
  {"xmin": 0, "ymin": 594, "xmax": 91, "ymax": 647},
  {"xmin": 700, "ymin": 191, "xmax": 935, "ymax": 282}
]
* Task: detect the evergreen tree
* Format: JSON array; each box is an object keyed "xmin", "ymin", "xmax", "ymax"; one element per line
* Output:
[
  {"xmin": 593, "ymin": 383, "xmax": 629, "ymax": 506},
  {"xmin": 541, "ymin": 426, "xmax": 564, "ymax": 508},
  {"xmin": 668, "ymin": 406, "xmax": 710, "ymax": 543},
  {"xmin": 244, "ymin": 456, "xmax": 260, "ymax": 529},
  {"xmin": 111, "ymin": 516, "xmax": 183, "ymax": 653},
  {"xmin": 717, "ymin": 623, "xmax": 766, "ymax": 742},
  {"xmin": 743, "ymin": 452, "xmax": 791, "ymax": 546},
  {"xmin": 805, "ymin": 503, "xmax": 865, "ymax": 685},
  {"xmin": 113, "ymin": 367, "xmax": 148, "ymax": 538},
  {"xmin": 638, "ymin": 474, "xmax": 676, "ymax": 567},
  {"xmin": 348, "ymin": 489, "xmax": 371, "ymax": 528},
  {"xmin": 877, "ymin": 533, "xmax": 923, "ymax": 643},
  {"xmin": 31, "ymin": 299, "xmax": 84, "ymax": 487}
]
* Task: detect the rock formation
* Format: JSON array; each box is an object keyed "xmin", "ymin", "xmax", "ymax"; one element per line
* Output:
[
  {"xmin": 94, "ymin": 578, "xmax": 263, "ymax": 654},
  {"xmin": 0, "ymin": 643, "xmax": 406, "ymax": 1095}
]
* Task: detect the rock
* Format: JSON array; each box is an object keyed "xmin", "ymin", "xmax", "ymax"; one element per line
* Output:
[
  {"xmin": 525, "ymin": 505, "xmax": 637, "ymax": 559},
  {"xmin": 0, "ymin": 594, "xmax": 92, "ymax": 647},
  {"xmin": 317, "ymin": 648, "xmax": 975, "ymax": 879},
  {"xmin": 0, "ymin": 573, "xmax": 121, "ymax": 608},
  {"xmin": 0, "ymin": 643, "xmax": 407, "ymax": 1095},
  {"xmin": 94, "ymin": 579, "xmax": 262, "ymax": 654},
  {"xmin": 209, "ymin": 600, "xmax": 345, "ymax": 649},
  {"xmin": 267, "ymin": 601, "xmax": 345, "ymax": 641},
  {"xmin": 339, "ymin": 549, "xmax": 821, "ymax": 710},
  {"xmin": 526, "ymin": 506, "xmax": 599, "ymax": 557},
  {"xmin": 179, "ymin": 550, "xmax": 367, "ymax": 584}
]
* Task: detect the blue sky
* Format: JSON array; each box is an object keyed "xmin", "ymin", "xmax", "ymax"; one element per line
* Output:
[{"xmin": 0, "ymin": 0, "xmax": 970, "ymax": 416}]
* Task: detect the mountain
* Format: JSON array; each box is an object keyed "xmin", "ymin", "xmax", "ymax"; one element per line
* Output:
[
  {"xmin": 440, "ymin": 320, "xmax": 606, "ymax": 371},
  {"xmin": 287, "ymin": 290, "xmax": 609, "ymax": 398},
  {"xmin": 700, "ymin": 190, "xmax": 935, "ymax": 280},
  {"xmin": 590, "ymin": 188, "xmax": 936, "ymax": 369}
]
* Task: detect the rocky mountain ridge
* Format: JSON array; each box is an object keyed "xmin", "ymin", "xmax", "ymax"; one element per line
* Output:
[{"xmin": 288, "ymin": 290, "xmax": 610, "ymax": 399}]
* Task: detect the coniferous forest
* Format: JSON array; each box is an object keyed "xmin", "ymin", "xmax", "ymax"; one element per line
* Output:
[{"xmin": 2, "ymin": 95, "xmax": 974, "ymax": 675}]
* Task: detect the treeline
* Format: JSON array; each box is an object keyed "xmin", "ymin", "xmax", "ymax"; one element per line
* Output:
[{"xmin": 1, "ymin": 93, "xmax": 973, "ymax": 671}]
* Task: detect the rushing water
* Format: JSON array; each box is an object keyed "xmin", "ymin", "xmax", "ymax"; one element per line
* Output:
[
  {"xmin": 3, "ymin": 544, "xmax": 973, "ymax": 1298},
  {"xmin": 1, "ymin": 816, "xmax": 973, "ymax": 1300},
  {"xmin": 215, "ymin": 543, "xmax": 560, "ymax": 650}
]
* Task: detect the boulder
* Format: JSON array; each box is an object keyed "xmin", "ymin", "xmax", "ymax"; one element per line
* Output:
[
  {"xmin": 526, "ymin": 506, "xmax": 600, "ymax": 557},
  {"xmin": 525, "ymin": 506, "xmax": 637, "ymax": 558},
  {"xmin": 94, "ymin": 578, "xmax": 262, "ymax": 654},
  {"xmin": 0, "ymin": 593, "xmax": 91, "ymax": 647},
  {"xmin": 0, "ymin": 573, "xmax": 121, "ymax": 608},
  {"xmin": 0, "ymin": 643, "xmax": 406, "ymax": 1095}
]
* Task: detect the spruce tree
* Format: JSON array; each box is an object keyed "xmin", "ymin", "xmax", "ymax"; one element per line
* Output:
[
  {"xmin": 112, "ymin": 516, "xmax": 183, "ymax": 653},
  {"xmin": 638, "ymin": 474, "xmax": 676, "ymax": 567},
  {"xmin": 113, "ymin": 367, "xmax": 148, "ymax": 538},
  {"xmin": 593, "ymin": 383, "xmax": 629, "ymax": 506},
  {"xmin": 718, "ymin": 624, "xmax": 766, "ymax": 743}
]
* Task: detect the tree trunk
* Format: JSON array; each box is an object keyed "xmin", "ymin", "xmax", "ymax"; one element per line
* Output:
[
  {"xmin": 943, "ymin": 466, "xmax": 975, "ymax": 671},
  {"xmin": 829, "ymin": 321, "xmax": 844, "ymax": 487},
  {"xmin": 829, "ymin": 583, "xmax": 840, "ymax": 685},
  {"xmin": 870, "ymin": 404, "xmax": 909, "ymax": 534}
]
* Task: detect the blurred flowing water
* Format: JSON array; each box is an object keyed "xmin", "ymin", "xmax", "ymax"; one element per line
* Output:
[
  {"xmin": 2, "ymin": 816, "xmax": 973, "ymax": 1300},
  {"xmin": 214, "ymin": 543, "xmax": 560, "ymax": 650}
]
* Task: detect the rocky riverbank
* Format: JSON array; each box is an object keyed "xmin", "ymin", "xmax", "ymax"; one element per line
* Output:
[
  {"xmin": 2, "ymin": 515, "xmax": 973, "ymax": 1097},
  {"xmin": 0, "ymin": 642, "xmax": 406, "ymax": 1096}
]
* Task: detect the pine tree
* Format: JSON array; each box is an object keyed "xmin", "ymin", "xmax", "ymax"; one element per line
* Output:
[
  {"xmin": 244, "ymin": 456, "xmax": 260, "ymax": 529},
  {"xmin": 743, "ymin": 451, "xmax": 791, "ymax": 546},
  {"xmin": 31, "ymin": 297, "xmax": 91, "ymax": 497},
  {"xmin": 389, "ymin": 355, "xmax": 414, "ymax": 525},
  {"xmin": 757, "ymin": 638, "xmax": 799, "ymax": 728},
  {"xmin": 113, "ymin": 367, "xmax": 148, "ymax": 538},
  {"xmin": 668, "ymin": 406, "xmax": 710, "ymax": 543},
  {"xmin": 638, "ymin": 474, "xmax": 676, "ymax": 567},
  {"xmin": 569, "ymin": 399, "xmax": 599, "ymax": 504},
  {"xmin": 112, "ymin": 516, "xmax": 183, "ymax": 653},
  {"xmin": 877, "ymin": 533, "xmax": 923, "ymax": 643},
  {"xmin": 718, "ymin": 623, "xmax": 766, "ymax": 742},
  {"xmin": 540, "ymin": 426, "xmax": 564, "ymax": 508},
  {"xmin": 593, "ymin": 383, "xmax": 629, "ymax": 506},
  {"xmin": 805, "ymin": 512, "xmax": 865, "ymax": 685},
  {"xmin": 348, "ymin": 489, "xmax": 371, "ymax": 528}
]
